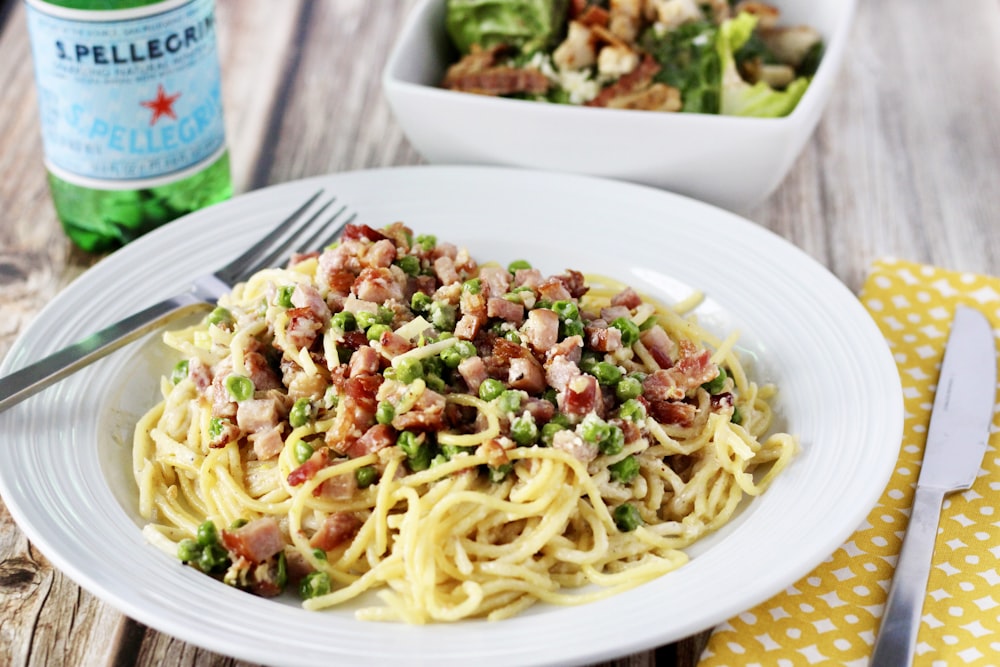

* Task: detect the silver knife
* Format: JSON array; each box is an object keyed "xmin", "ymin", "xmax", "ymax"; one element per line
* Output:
[{"xmin": 871, "ymin": 304, "xmax": 997, "ymax": 665}]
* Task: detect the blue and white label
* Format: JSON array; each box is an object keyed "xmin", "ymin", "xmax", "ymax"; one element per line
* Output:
[{"xmin": 25, "ymin": 0, "xmax": 226, "ymax": 187}]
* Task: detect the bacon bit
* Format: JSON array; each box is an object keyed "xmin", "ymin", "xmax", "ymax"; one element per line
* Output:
[
  {"xmin": 221, "ymin": 517, "xmax": 284, "ymax": 563},
  {"xmin": 309, "ymin": 512, "xmax": 362, "ymax": 552},
  {"xmin": 648, "ymin": 399, "xmax": 697, "ymax": 426},
  {"xmin": 249, "ymin": 427, "xmax": 285, "ymax": 460},
  {"xmin": 478, "ymin": 266, "xmax": 511, "ymax": 298},
  {"xmin": 365, "ymin": 239, "xmax": 397, "ymax": 269},
  {"xmin": 546, "ymin": 334, "xmax": 584, "ymax": 364},
  {"xmin": 349, "ymin": 345, "xmax": 381, "ymax": 378},
  {"xmin": 523, "ymin": 397, "xmax": 556, "ymax": 424},
  {"xmin": 282, "ymin": 548, "xmax": 313, "ymax": 587},
  {"xmin": 556, "ymin": 270, "xmax": 589, "ymax": 299},
  {"xmin": 586, "ymin": 54, "xmax": 660, "ymax": 107},
  {"xmin": 292, "ymin": 283, "xmax": 332, "ymax": 321},
  {"xmin": 188, "ymin": 357, "xmax": 212, "ymax": 391},
  {"xmin": 639, "ymin": 325, "xmax": 675, "ymax": 369},
  {"xmin": 322, "ymin": 268, "xmax": 356, "ymax": 297},
  {"xmin": 347, "ymin": 423, "xmax": 396, "ymax": 458},
  {"xmin": 522, "ymin": 308, "xmax": 560, "ymax": 353},
  {"xmin": 457, "ymin": 355, "xmax": 489, "ymax": 393},
  {"xmin": 434, "ymin": 255, "xmax": 461, "ymax": 286},
  {"xmin": 487, "ymin": 297, "xmax": 525, "ymax": 324},
  {"xmin": 508, "ymin": 356, "xmax": 546, "ymax": 394},
  {"xmin": 339, "ymin": 330, "xmax": 369, "ymax": 351},
  {"xmin": 288, "ymin": 250, "xmax": 319, "ymax": 266},
  {"xmin": 342, "ymin": 223, "xmax": 388, "ymax": 243},
  {"xmin": 455, "ymin": 313, "xmax": 484, "ymax": 340},
  {"xmin": 391, "ymin": 388, "xmax": 447, "ymax": 432},
  {"xmin": 377, "ymin": 330, "xmax": 413, "ymax": 358},
  {"xmin": 537, "ymin": 278, "xmax": 572, "ymax": 302},
  {"xmin": 327, "ymin": 392, "xmax": 378, "ymax": 454},
  {"xmin": 288, "ymin": 448, "xmax": 330, "ymax": 486},
  {"xmin": 249, "ymin": 559, "xmax": 284, "ymax": 598},
  {"xmin": 561, "ymin": 374, "xmax": 601, "ymax": 416},
  {"xmin": 442, "ymin": 44, "xmax": 550, "ymax": 97},
  {"xmin": 353, "ymin": 267, "xmax": 404, "ymax": 303},
  {"xmin": 611, "ymin": 287, "xmax": 643, "ymax": 309},
  {"xmin": 316, "ymin": 468, "xmax": 358, "ymax": 499},
  {"xmin": 284, "ymin": 307, "xmax": 324, "ymax": 350},
  {"xmin": 618, "ymin": 418, "xmax": 641, "ymax": 444},
  {"xmin": 586, "ymin": 323, "xmax": 623, "ymax": 352},
  {"xmin": 711, "ymin": 392, "xmax": 735, "ymax": 411}
]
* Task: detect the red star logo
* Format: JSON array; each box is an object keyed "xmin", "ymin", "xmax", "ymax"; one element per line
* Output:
[{"xmin": 140, "ymin": 84, "xmax": 181, "ymax": 126}]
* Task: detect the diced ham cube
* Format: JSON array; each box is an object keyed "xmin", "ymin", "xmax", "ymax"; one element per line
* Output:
[
  {"xmin": 551, "ymin": 429, "xmax": 598, "ymax": 463},
  {"xmin": 458, "ymin": 356, "xmax": 489, "ymax": 393},
  {"xmin": 487, "ymin": 297, "xmax": 524, "ymax": 324},
  {"xmin": 349, "ymin": 346, "xmax": 381, "ymax": 377},
  {"xmin": 508, "ymin": 356, "xmax": 546, "ymax": 394},
  {"xmin": 522, "ymin": 308, "xmax": 560, "ymax": 353},
  {"xmin": 250, "ymin": 427, "xmax": 285, "ymax": 460}
]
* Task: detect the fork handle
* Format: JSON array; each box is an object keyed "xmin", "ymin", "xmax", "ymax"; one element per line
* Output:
[
  {"xmin": 870, "ymin": 485, "xmax": 947, "ymax": 665},
  {"xmin": 0, "ymin": 293, "xmax": 208, "ymax": 413}
]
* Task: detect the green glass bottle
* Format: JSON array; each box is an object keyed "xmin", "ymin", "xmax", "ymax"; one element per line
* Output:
[{"xmin": 25, "ymin": 0, "xmax": 232, "ymax": 252}]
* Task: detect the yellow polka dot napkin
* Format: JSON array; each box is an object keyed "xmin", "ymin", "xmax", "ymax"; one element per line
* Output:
[{"xmin": 699, "ymin": 258, "xmax": 1000, "ymax": 666}]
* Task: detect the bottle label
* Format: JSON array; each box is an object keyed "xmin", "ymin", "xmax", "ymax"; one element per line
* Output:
[{"xmin": 25, "ymin": 0, "xmax": 226, "ymax": 189}]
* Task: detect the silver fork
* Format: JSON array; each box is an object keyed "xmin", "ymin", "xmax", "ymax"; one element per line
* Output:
[{"xmin": 0, "ymin": 190, "xmax": 354, "ymax": 413}]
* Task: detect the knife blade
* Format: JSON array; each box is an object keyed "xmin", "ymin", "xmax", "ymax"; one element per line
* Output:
[{"xmin": 871, "ymin": 304, "xmax": 997, "ymax": 665}]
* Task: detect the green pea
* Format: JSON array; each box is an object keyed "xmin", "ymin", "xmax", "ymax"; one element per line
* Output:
[
  {"xmin": 610, "ymin": 317, "xmax": 641, "ymax": 346},
  {"xmin": 294, "ymin": 440, "xmax": 314, "ymax": 464},
  {"xmin": 299, "ymin": 571, "xmax": 332, "ymax": 600},
  {"xmin": 504, "ymin": 330, "xmax": 522, "ymax": 344},
  {"xmin": 355, "ymin": 465, "xmax": 378, "ymax": 488},
  {"xmin": 170, "ymin": 359, "xmax": 189, "ymax": 384},
  {"xmin": 702, "ymin": 367, "xmax": 728, "ymax": 394},
  {"xmin": 355, "ymin": 310, "xmax": 378, "ymax": 330},
  {"xmin": 224, "ymin": 374, "xmax": 254, "ymax": 402},
  {"xmin": 463, "ymin": 278, "xmax": 481, "ymax": 294},
  {"xmin": 579, "ymin": 414, "xmax": 610, "ymax": 444},
  {"xmin": 198, "ymin": 542, "xmax": 229, "ymax": 573},
  {"xmin": 330, "ymin": 311, "xmax": 356, "ymax": 332},
  {"xmin": 609, "ymin": 455, "xmax": 640, "ymax": 484},
  {"xmin": 613, "ymin": 503, "xmax": 643, "ymax": 532},
  {"xmin": 312, "ymin": 548, "xmax": 328, "ymax": 561},
  {"xmin": 542, "ymin": 387, "xmax": 558, "ymax": 405},
  {"xmin": 510, "ymin": 413, "xmax": 539, "ymax": 445},
  {"xmin": 398, "ymin": 430, "xmax": 432, "ymax": 471},
  {"xmin": 177, "ymin": 538, "xmax": 200, "ymax": 563},
  {"xmin": 497, "ymin": 390, "xmax": 522, "ymax": 414},
  {"xmin": 561, "ymin": 319, "xmax": 585, "ymax": 338},
  {"xmin": 440, "ymin": 443, "xmax": 474, "ymax": 460},
  {"xmin": 411, "ymin": 291, "xmax": 433, "ymax": 314},
  {"xmin": 397, "ymin": 255, "xmax": 421, "ymax": 276},
  {"xmin": 440, "ymin": 340, "xmax": 476, "ymax": 368},
  {"xmin": 488, "ymin": 463, "xmax": 513, "ymax": 483},
  {"xmin": 208, "ymin": 417, "xmax": 229, "ymax": 441},
  {"xmin": 196, "ymin": 520, "xmax": 218, "ymax": 547},
  {"xmin": 276, "ymin": 285, "xmax": 295, "ymax": 308},
  {"xmin": 507, "ymin": 259, "xmax": 531, "ymax": 273},
  {"xmin": 638, "ymin": 316, "xmax": 657, "ymax": 331},
  {"xmin": 592, "ymin": 361, "xmax": 623, "ymax": 386},
  {"xmin": 429, "ymin": 302, "xmax": 456, "ymax": 332},
  {"xmin": 376, "ymin": 401, "xmax": 395, "ymax": 425},
  {"xmin": 323, "ymin": 385, "xmax": 340, "ymax": 409},
  {"xmin": 599, "ymin": 425, "xmax": 625, "ymax": 456},
  {"xmin": 396, "ymin": 357, "xmax": 424, "ymax": 384},
  {"xmin": 619, "ymin": 398, "xmax": 647, "ymax": 423},
  {"xmin": 550, "ymin": 412, "xmax": 572, "ymax": 428},
  {"xmin": 229, "ymin": 518, "xmax": 248, "ymax": 529},
  {"xmin": 478, "ymin": 378, "xmax": 505, "ymax": 401},
  {"xmin": 289, "ymin": 398, "xmax": 312, "ymax": 428},
  {"xmin": 206, "ymin": 306, "xmax": 233, "ymax": 327},
  {"xmin": 540, "ymin": 421, "xmax": 565, "ymax": 446},
  {"xmin": 551, "ymin": 300, "xmax": 578, "ymax": 321},
  {"xmin": 731, "ymin": 406, "xmax": 743, "ymax": 425},
  {"xmin": 615, "ymin": 375, "xmax": 643, "ymax": 401},
  {"xmin": 366, "ymin": 323, "xmax": 391, "ymax": 342},
  {"xmin": 415, "ymin": 234, "xmax": 437, "ymax": 252},
  {"xmin": 377, "ymin": 306, "xmax": 395, "ymax": 325}
]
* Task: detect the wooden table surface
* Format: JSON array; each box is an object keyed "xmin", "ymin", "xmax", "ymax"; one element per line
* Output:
[{"xmin": 2, "ymin": 1, "xmax": 999, "ymax": 665}]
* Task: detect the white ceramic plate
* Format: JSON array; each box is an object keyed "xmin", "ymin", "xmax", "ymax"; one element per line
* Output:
[{"xmin": 0, "ymin": 166, "xmax": 902, "ymax": 667}]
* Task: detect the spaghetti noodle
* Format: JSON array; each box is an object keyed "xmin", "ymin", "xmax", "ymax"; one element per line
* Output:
[{"xmin": 133, "ymin": 222, "xmax": 796, "ymax": 623}]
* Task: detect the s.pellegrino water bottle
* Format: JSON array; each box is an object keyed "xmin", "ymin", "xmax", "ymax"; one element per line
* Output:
[{"xmin": 24, "ymin": 0, "xmax": 232, "ymax": 252}]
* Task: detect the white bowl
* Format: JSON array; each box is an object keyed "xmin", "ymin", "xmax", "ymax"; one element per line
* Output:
[{"xmin": 382, "ymin": 0, "xmax": 857, "ymax": 211}]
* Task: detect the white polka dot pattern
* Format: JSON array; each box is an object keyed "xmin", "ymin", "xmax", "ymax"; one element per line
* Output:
[{"xmin": 700, "ymin": 258, "xmax": 1000, "ymax": 666}]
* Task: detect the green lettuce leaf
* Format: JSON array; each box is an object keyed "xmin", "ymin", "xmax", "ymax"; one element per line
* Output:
[
  {"xmin": 718, "ymin": 12, "xmax": 810, "ymax": 117},
  {"xmin": 639, "ymin": 20, "xmax": 722, "ymax": 114},
  {"xmin": 445, "ymin": 0, "xmax": 569, "ymax": 55}
]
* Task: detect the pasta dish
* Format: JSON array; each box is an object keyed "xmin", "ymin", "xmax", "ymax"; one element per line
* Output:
[{"xmin": 133, "ymin": 221, "xmax": 796, "ymax": 623}]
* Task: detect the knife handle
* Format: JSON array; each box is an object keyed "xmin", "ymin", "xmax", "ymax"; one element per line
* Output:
[{"xmin": 870, "ymin": 485, "xmax": 947, "ymax": 665}]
